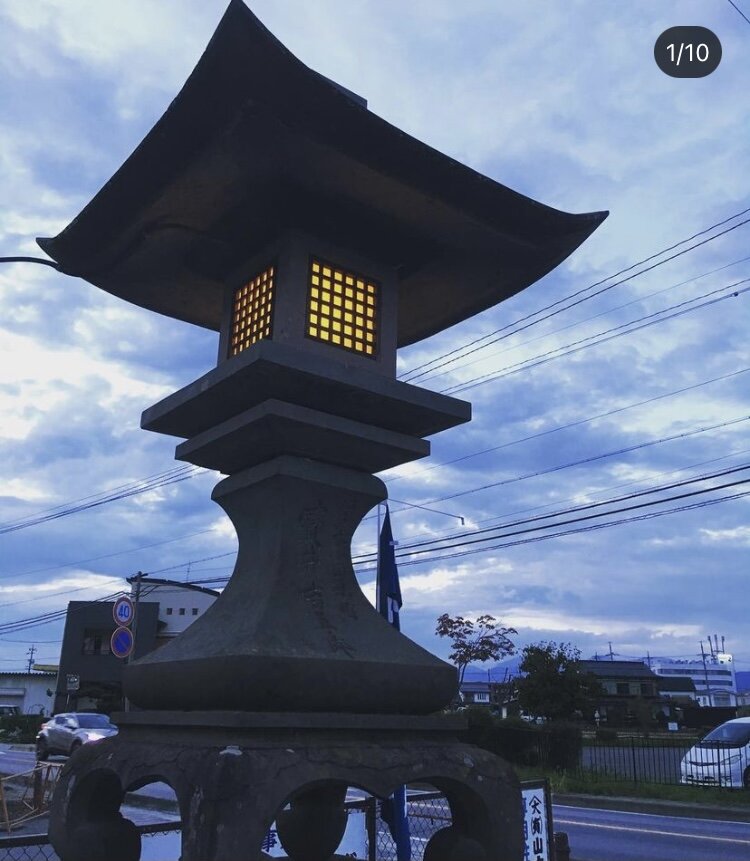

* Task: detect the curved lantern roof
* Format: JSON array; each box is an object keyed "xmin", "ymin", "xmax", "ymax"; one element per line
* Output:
[{"xmin": 38, "ymin": 0, "xmax": 606, "ymax": 348}]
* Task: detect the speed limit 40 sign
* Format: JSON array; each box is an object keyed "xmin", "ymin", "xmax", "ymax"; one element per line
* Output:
[{"xmin": 113, "ymin": 596, "xmax": 135, "ymax": 627}]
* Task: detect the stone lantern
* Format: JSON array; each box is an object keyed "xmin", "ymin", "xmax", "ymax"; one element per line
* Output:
[{"xmin": 40, "ymin": 3, "xmax": 606, "ymax": 859}]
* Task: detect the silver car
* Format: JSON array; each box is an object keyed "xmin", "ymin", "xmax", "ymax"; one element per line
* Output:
[
  {"xmin": 36, "ymin": 712, "xmax": 118, "ymax": 760},
  {"xmin": 680, "ymin": 717, "xmax": 750, "ymax": 789}
]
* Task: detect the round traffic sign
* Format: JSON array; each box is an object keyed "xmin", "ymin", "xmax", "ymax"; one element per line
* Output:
[
  {"xmin": 113, "ymin": 596, "xmax": 135, "ymax": 627},
  {"xmin": 111, "ymin": 626, "xmax": 134, "ymax": 659}
]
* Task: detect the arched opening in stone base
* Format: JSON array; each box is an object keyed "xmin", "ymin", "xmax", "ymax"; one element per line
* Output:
[
  {"xmin": 123, "ymin": 775, "xmax": 181, "ymax": 861},
  {"xmin": 49, "ymin": 769, "xmax": 141, "ymax": 861},
  {"xmin": 260, "ymin": 780, "xmax": 471, "ymax": 861}
]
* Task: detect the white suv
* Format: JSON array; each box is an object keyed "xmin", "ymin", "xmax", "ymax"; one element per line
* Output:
[
  {"xmin": 36, "ymin": 712, "xmax": 118, "ymax": 760},
  {"xmin": 680, "ymin": 717, "xmax": 750, "ymax": 789}
]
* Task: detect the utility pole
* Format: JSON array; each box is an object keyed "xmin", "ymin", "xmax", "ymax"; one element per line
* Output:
[
  {"xmin": 26, "ymin": 645, "xmax": 36, "ymax": 673},
  {"xmin": 608, "ymin": 642, "xmax": 614, "ymax": 662},
  {"xmin": 124, "ymin": 571, "xmax": 148, "ymax": 712},
  {"xmin": 700, "ymin": 641, "xmax": 712, "ymax": 707}
]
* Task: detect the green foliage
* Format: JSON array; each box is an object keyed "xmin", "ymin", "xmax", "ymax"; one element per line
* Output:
[
  {"xmin": 544, "ymin": 722, "xmax": 583, "ymax": 771},
  {"xmin": 462, "ymin": 715, "xmax": 583, "ymax": 773},
  {"xmin": 0, "ymin": 714, "xmax": 46, "ymax": 744},
  {"xmin": 516, "ymin": 641, "xmax": 603, "ymax": 721},
  {"xmin": 435, "ymin": 614, "xmax": 516, "ymax": 684}
]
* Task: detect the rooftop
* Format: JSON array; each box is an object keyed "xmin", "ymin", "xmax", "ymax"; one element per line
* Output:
[
  {"xmin": 37, "ymin": 0, "xmax": 605, "ymax": 348},
  {"xmin": 579, "ymin": 660, "xmax": 657, "ymax": 679}
]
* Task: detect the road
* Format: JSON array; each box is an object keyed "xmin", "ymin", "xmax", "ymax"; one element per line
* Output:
[
  {"xmin": 556, "ymin": 804, "xmax": 750, "ymax": 861},
  {"xmin": 2, "ymin": 746, "xmax": 750, "ymax": 860}
]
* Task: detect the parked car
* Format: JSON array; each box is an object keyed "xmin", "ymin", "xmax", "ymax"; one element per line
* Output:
[
  {"xmin": 36, "ymin": 712, "xmax": 118, "ymax": 760},
  {"xmin": 680, "ymin": 717, "xmax": 750, "ymax": 788}
]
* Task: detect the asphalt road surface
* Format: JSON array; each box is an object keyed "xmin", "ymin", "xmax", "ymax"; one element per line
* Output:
[{"xmin": 555, "ymin": 804, "xmax": 750, "ymax": 861}]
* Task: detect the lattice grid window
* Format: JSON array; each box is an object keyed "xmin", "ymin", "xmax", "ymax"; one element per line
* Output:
[
  {"xmin": 229, "ymin": 264, "xmax": 275, "ymax": 357},
  {"xmin": 306, "ymin": 258, "xmax": 378, "ymax": 357}
]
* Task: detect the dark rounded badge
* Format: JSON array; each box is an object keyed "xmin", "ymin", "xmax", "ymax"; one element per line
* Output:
[{"xmin": 654, "ymin": 27, "xmax": 721, "ymax": 78}]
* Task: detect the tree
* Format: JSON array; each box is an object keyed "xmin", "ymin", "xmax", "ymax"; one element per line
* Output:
[
  {"xmin": 435, "ymin": 614, "xmax": 516, "ymax": 685},
  {"xmin": 515, "ymin": 641, "xmax": 603, "ymax": 722}
]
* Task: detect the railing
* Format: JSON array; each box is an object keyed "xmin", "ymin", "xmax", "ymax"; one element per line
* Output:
[
  {"xmin": 576, "ymin": 735, "xmax": 747, "ymax": 788},
  {"xmin": 0, "ymin": 824, "xmax": 180, "ymax": 861},
  {"xmin": 362, "ymin": 792, "xmax": 450, "ymax": 861},
  {"xmin": 0, "ymin": 791, "xmax": 537, "ymax": 861},
  {"xmin": 0, "ymin": 765, "xmax": 63, "ymax": 834}
]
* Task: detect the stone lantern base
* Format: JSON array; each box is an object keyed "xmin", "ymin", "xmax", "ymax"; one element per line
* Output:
[{"xmin": 48, "ymin": 711, "xmax": 523, "ymax": 861}]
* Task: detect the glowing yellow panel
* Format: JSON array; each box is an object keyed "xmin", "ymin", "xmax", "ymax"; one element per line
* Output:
[
  {"xmin": 229, "ymin": 263, "xmax": 275, "ymax": 357},
  {"xmin": 306, "ymin": 258, "xmax": 379, "ymax": 358}
]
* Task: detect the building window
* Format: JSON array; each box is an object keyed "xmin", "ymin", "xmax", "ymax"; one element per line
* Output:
[
  {"xmin": 616, "ymin": 682, "xmax": 630, "ymax": 696},
  {"xmin": 81, "ymin": 629, "xmax": 111, "ymax": 656},
  {"xmin": 306, "ymin": 258, "xmax": 379, "ymax": 357},
  {"xmin": 640, "ymin": 683, "xmax": 653, "ymax": 696},
  {"xmin": 179, "ymin": 608, "xmax": 186, "ymax": 616},
  {"xmin": 166, "ymin": 608, "xmax": 173, "ymax": 616},
  {"xmin": 229, "ymin": 264, "xmax": 275, "ymax": 357},
  {"xmin": 192, "ymin": 608, "xmax": 198, "ymax": 616}
]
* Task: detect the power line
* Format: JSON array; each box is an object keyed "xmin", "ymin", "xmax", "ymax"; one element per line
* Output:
[
  {"xmin": 0, "ymin": 466, "xmax": 205, "ymax": 536},
  {"xmin": 727, "ymin": 0, "xmax": 750, "ymax": 26},
  {"xmin": 0, "ymin": 256, "xmax": 60, "ymax": 270},
  {"xmin": 353, "ymin": 489, "xmax": 750, "ymax": 574},
  {"xmin": 0, "ymin": 582, "xmax": 164, "ymax": 637},
  {"xmin": 440, "ymin": 279, "xmax": 750, "ymax": 395},
  {"xmin": 400, "ymin": 209, "xmax": 750, "ymax": 383},
  {"xmin": 0, "ymin": 528, "xmax": 218, "ymax": 582},
  {"xmin": 418, "ymin": 256, "xmax": 750, "ymax": 386},
  {"xmin": 383, "ymin": 366, "xmax": 750, "ymax": 485},
  {"xmin": 397, "ymin": 413, "xmax": 750, "ymax": 510},
  {"xmin": 367, "ymin": 446, "xmax": 750, "ymax": 556},
  {"xmin": 380, "ymin": 477, "xmax": 750, "ymax": 561},
  {"xmin": 354, "ymin": 463, "xmax": 750, "ymax": 561}
]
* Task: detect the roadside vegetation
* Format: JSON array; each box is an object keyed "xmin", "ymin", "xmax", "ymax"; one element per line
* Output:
[{"xmin": 0, "ymin": 715, "xmax": 45, "ymax": 744}]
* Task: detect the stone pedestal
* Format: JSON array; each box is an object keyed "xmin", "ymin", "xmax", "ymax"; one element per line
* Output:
[
  {"xmin": 124, "ymin": 455, "xmax": 456, "ymax": 715},
  {"xmin": 48, "ymin": 712, "xmax": 523, "ymax": 861}
]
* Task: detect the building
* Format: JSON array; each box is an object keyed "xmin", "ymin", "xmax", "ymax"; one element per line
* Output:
[
  {"xmin": 0, "ymin": 671, "xmax": 57, "ymax": 715},
  {"xmin": 579, "ymin": 660, "xmax": 660, "ymax": 726},
  {"xmin": 54, "ymin": 579, "xmax": 219, "ymax": 714},
  {"xmin": 648, "ymin": 652, "xmax": 737, "ymax": 707},
  {"xmin": 129, "ymin": 577, "xmax": 220, "ymax": 646},
  {"xmin": 459, "ymin": 680, "xmax": 492, "ymax": 708},
  {"xmin": 655, "ymin": 675, "xmax": 697, "ymax": 702}
]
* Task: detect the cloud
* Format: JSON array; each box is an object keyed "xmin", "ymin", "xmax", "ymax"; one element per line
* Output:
[{"xmin": 0, "ymin": 0, "xmax": 748, "ymax": 678}]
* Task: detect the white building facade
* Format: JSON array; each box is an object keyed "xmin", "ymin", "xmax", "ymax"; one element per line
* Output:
[
  {"xmin": 128, "ymin": 577, "xmax": 219, "ymax": 645},
  {"xmin": 0, "ymin": 672, "xmax": 56, "ymax": 715},
  {"xmin": 649, "ymin": 653, "xmax": 737, "ymax": 707}
]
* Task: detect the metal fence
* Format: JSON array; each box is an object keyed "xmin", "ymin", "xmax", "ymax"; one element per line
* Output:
[
  {"xmin": 363, "ymin": 792, "xmax": 450, "ymax": 861},
  {"xmin": 0, "ymin": 823, "xmax": 181, "ymax": 861},
  {"xmin": 0, "ymin": 794, "xmax": 487, "ymax": 861},
  {"xmin": 575, "ymin": 736, "xmax": 748, "ymax": 788},
  {"xmin": 577, "ymin": 736, "xmax": 693, "ymax": 785}
]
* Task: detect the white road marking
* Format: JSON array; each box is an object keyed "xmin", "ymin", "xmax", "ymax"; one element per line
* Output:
[
  {"xmin": 555, "ymin": 818, "xmax": 750, "ymax": 845},
  {"xmin": 554, "ymin": 803, "xmax": 750, "ymax": 827}
]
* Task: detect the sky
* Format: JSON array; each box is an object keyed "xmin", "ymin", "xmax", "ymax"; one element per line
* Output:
[{"xmin": 0, "ymin": 0, "xmax": 749, "ymax": 684}]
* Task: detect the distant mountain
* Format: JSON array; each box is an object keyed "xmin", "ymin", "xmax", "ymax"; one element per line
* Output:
[
  {"xmin": 463, "ymin": 655, "xmax": 523, "ymax": 681},
  {"xmin": 735, "ymin": 670, "xmax": 750, "ymax": 693}
]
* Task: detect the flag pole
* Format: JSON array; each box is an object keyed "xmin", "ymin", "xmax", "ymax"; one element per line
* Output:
[
  {"xmin": 376, "ymin": 502, "xmax": 382, "ymax": 613},
  {"xmin": 375, "ymin": 504, "xmax": 411, "ymax": 861}
]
